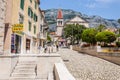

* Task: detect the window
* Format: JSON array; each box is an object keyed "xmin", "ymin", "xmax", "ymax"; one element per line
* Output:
[
  {"xmin": 35, "ymin": 1, "xmax": 37, "ymax": 9},
  {"xmin": 28, "ymin": 7, "xmax": 30, "ymax": 16},
  {"xmin": 30, "ymin": 0, "xmax": 32, "ymax": 3},
  {"xmin": 40, "ymin": 25, "xmax": 42, "ymax": 31},
  {"xmin": 20, "ymin": 0, "xmax": 24, "ymax": 10},
  {"xmin": 34, "ymin": 25, "xmax": 36, "ymax": 34},
  {"xmin": 34, "ymin": 13, "xmax": 37, "ymax": 22},
  {"xmin": 28, "ymin": 21, "xmax": 31, "ymax": 31},
  {"xmin": 31, "ymin": 10, "xmax": 33, "ymax": 18},
  {"xmin": 28, "ymin": 7, "xmax": 33, "ymax": 18},
  {"xmin": 19, "ymin": 14, "xmax": 24, "ymax": 24}
]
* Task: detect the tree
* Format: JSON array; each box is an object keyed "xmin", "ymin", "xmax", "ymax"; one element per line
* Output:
[
  {"xmin": 96, "ymin": 24, "xmax": 106, "ymax": 32},
  {"xmin": 82, "ymin": 28, "xmax": 97, "ymax": 45},
  {"xmin": 95, "ymin": 32, "xmax": 106, "ymax": 43},
  {"xmin": 95, "ymin": 31, "xmax": 116, "ymax": 43},
  {"xmin": 64, "ymin": 24, "xmax": 86, "ymax": 44},
  {"xmin": 47, "ymin": 33, "xmax": 52, "ymax": 42}
]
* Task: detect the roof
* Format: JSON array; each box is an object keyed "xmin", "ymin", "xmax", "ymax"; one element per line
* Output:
[{"xmin": 57, "ymin": 9, "xmax": 63, "ymax": 19}]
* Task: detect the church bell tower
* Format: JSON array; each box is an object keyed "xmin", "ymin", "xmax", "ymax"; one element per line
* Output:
[{"xmin": 56, "ymin": 9, "xmax": 64, "ymax": 36}]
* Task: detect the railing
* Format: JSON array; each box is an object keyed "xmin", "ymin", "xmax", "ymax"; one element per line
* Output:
[
  {"xmin": 35, "ymin": 64, "xmax": 37, "ymax": 76},
  {"xmin": 10, "ymin": 60, "xmax": 19, "ymax": 77}
]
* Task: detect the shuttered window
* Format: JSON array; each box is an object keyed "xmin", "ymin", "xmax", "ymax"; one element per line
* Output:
[
  {"xmin": 20, "ymin": 0, "xmax": 24, "ymax": 10},
  {"xmin": 30, "ymin": 0, "xmax": 32, "ymax": 3},
  {"xmin": 28, "ymin": 7, "xmax": 33, "ymax": 18},
  {"xmin": 28, "ymin": 21, "xmax": 31, "ymax": 31},
  {"xmin": 34, "ymin": 13, "xmax": 37, "ymax": 22},
  {"xmin": 34, "ymin": 25, "xmax": 36, "ymax": 34},
  {"xmin": 35, "ymin": 1, "xmax": 37, "ymax": 9}
]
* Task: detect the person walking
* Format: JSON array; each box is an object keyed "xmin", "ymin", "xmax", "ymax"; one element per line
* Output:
[
  {"xmin": 56, "ymin": 44, "xmax": 59, "ymax": 51},
  {"xmin": 38, "ymin": 45, "xmax": 41, "ymax": 53},
  {"xmin": 44, "ymin": 45, "xmax": 47, "ymax": 53}
]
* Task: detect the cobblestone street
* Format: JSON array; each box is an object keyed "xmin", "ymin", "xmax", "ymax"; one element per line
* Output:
[{"xmin": 59, "ymin": 48, "xmax": 120, "ymax": 80}]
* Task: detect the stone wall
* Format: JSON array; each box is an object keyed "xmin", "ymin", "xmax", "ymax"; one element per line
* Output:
[
  {"xmin": 0, "ymin": 55, "xmax": 19, "ymax": 79},
  {"xmin": 0, "ymin": 0, "xmax": 6, "ymax": 53}
]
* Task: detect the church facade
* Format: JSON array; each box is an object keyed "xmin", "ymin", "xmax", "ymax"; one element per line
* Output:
[{"xmin": 65, "ymin": 16, "xmax": 89, "ymax": 28}]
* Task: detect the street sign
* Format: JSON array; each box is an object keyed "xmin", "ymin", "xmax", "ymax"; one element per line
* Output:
[{"xmin": 12, "ymin": 24, "xmax": 23, "ymax": 35}]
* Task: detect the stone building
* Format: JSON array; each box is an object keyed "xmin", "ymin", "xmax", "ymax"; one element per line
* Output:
[
  {"xmin": 0, "ymin": 0, "xmax": 6, "ymax": 54},
  {"xmin": 65, "ymin": 16, "xmax": 89, "ymax": 28},
  {"xmin": 4, "ymin": 0, "xmax": 41, "ymax": 54},
  {"xmin": 39, "ymin": 10, "xmax": 48, "ymax": 47}
]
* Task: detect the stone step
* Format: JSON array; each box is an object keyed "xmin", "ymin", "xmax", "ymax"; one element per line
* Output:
[
  {"xmin": 17, "ymin": 64, "xmax": 36, "ymax": 67},
  {"xmin": 18, "ymin": 62, "xmax": 36, "ymax": 65},
  {"xmin": 15, "ymin": 66, "xmax": 35, "ymax": 69},
  {"xmin": 9, "ymin": 60, "xmax": 37, "ymax": 80},
  {"xmin": 14, "ymin": 67, "xmax": 35, "ymax": 71},
  {"xmin": 9, "ymin": 77, "xmax": 35, "ymax": 80},
  {"xmin": 11, "ymin": 73, "xmax": 36, "ymax": 77},
  {"xmin": 18, "ymin": 61, "xmax": 36, "ymax": 63},
  {"xmin": 12, "ymin": 72, "xmax": 36, "ymax": 75},
  {"xmin": 13, "ymin": 69, "xmax": 35, "ymax": 73},
  {"xmin": 13, "ymin": 71, "xmax": 35, "ymax": 74}
]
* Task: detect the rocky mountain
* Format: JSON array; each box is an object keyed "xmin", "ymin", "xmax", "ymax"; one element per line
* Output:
[{"xmin": 44, "ymin": 9, "xmax": 120, "ymax": 30}]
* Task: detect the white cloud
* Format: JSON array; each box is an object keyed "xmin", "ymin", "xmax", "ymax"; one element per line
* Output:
[
  {"xmin": 85, "ymin": 0, "xmax": 118, "ymax": 9},
  {"xmin": 86, "ymin": 3, "xmax": 96, "ymax": 8}
]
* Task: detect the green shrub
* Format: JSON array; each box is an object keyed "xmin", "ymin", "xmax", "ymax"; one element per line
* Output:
[{"xmin": 116, "ymin": 42, "xmax": 120, "ymax": 47}]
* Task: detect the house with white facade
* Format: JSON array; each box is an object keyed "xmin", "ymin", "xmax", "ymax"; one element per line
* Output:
[{"xmin": 65, "ymin": 16, "xmax": 89, "ymax": 28}]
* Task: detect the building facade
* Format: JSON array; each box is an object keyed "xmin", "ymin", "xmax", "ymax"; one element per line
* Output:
[
  {"xmin": 65, "ymin": 16, "xmax": 89, "ymax": 28},
  {"xmin": 0, "ymin": 0, "xmax": 6, "ymax": 54},
  {"xmin": 4, "ymin": 0, "xmax": 41, "ymax": 54},
  {"xmin": 39, "ymin": 10, "xmax": 48, "ymax": 47}
]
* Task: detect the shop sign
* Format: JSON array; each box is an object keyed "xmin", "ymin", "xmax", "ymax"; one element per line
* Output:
[{"xmin": 12, "ymin": 24, "xmax": 23, "ymax": 35}]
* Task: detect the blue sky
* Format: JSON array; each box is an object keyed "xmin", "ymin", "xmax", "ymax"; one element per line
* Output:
[{"xmin": 40, "ymin": 0, "xmax": 120, "ymax": 20}]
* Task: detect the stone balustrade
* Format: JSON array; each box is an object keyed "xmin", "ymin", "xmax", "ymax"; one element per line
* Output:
[{"xmin": 54, "ymin": 63, "xmax": 76, "ymax": 80}]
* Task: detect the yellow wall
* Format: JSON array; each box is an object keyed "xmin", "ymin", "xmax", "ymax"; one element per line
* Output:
[
  {"xmin": 4, "ymin": 0, "xmax": 40, "ymax": 54},
  {"xmin": 11, "ymin": 0, "xmax": 40, "ymax": 37}
]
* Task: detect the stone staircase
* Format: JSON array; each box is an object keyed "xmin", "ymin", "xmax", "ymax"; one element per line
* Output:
[{"xmin": 9, "ymin": 60, "xmax": 37, "ymax": 80}]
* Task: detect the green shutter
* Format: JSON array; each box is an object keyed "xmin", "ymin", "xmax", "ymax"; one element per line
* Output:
[
  {"xmin": 28, "ymin": 21, "xmax": 31, "ymax": 31},
  {"xmin": 28, "ymin": 7, "xmax": 33, "ymax": 18},
  {"xmin": 20, "ymin": 0, "xmax": 24, "ymax": 10},
  {"xmin": 36, "ymin": 16, "xmax": 38, "ymax": 22},
  {"xmin": 28, "ymin": 7, "xmax": 30, "ymax": 16},
  {"xmin": 30, "ymin": 0, "xmax": 32, "ymax": 3},
  {"xmin": 33, "ymin": 13, "xmax": 37, "ymax": 22},
  {"xmin": 31, "ymin": 10, "xmax": 33, "ymax": 18},
  {"xmin": 35, "ymin": 1, "xmax": 37, "ymax": 9},
  {"xmin": 34, "ymin": 26, "xmax": 36, "ymax": 34}
]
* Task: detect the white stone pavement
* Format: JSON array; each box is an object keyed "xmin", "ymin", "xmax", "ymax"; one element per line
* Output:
[{"xmin": 58, "ymin": 48, "xmax": 120, "ymax": 80}]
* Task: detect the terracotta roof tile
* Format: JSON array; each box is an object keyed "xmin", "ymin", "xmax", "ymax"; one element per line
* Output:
[{"xmin": 57, "ymin": 9, "xmax": 63, "ymax": 19}]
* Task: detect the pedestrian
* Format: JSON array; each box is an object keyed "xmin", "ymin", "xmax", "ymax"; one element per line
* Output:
[
  {"xmin": 51, "ymin": 45, "xmax": 53, "ymax": 53},
  {"xmin": 56, "ymin": 44, "xmax": 59, "ymax": 51},
  {"xmin": 44, "ymin": 45, "xmax": 47, "ymax": 53},
  {"xmin": 38, "ymin": 45, "xmax": 41, "ymax": 53}
]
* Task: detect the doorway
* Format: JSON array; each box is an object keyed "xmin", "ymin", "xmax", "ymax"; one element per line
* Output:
[{"xmin": 26, "ymin": 39, "xmax": 31, "ymax": 53}]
